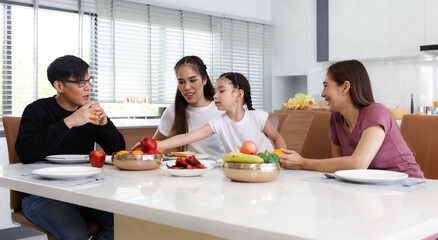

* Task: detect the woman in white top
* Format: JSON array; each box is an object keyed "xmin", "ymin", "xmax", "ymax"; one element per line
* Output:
[
  {"xmin": 156, "ymin": 72, "xmax": 287, "ymax": 153},
  {"xmin": 152, "ymin": 56, "xmax": 226, "ymax": 158}
]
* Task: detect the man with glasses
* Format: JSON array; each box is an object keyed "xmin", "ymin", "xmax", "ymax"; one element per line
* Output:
[{"xmin": 16, "ymin": 55, "xmax": 125, "ymax": 240}]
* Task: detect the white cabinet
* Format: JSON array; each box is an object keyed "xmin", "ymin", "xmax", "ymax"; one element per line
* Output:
[
  {"xmin": 425, "ymin": 0, "xmax": 438, "ymax": 44},
  {"xmin": 389, "ymin": 0, "xmax": 424, "ymax": 57},
  {"xmin": 358, "ymin": 0, "xmax": 390, "ymax": 59},
  {"xmin": 328, "ymin": 0, "xmax": 427, "ymax": 61},
  {"xmin": 328, "ymin": 0, "xmax": 358, "ymax": 61}
]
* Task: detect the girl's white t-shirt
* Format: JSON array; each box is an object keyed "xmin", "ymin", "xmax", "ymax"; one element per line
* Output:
[
  {"xmin": 158, "ymin": 101, "xmax": 226, "ymax": 159},
  {"xmin": 208, "ymin": 110, "xmax": 274, "ymax": 153}
]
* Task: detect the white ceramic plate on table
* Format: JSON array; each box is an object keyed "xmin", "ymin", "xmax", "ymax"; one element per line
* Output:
[
  {"xmin": 45, "ymin": 154, "xmax": 89, "ymax": 164},
  {"xmin": 163, "ymin": 153, "xmax": 211, "ymax": 160},
  {"xmin": 334, "ymin": 169, "xmax": 408, "ymax": 184},
  {"xmin": 32, "ymin": 166, "xmax": 101, "ymax": 179},
  {"xmin": 161, "ymin": 160, "xmax": 215, "ymax": 177}
]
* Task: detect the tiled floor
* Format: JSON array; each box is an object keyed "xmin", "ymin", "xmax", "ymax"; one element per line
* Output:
[{"xmin": 0, "ymin": 226, "xmax": 47, "ymax": 240}]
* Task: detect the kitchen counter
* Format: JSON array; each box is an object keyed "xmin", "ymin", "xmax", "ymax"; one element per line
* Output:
[{"xmin": 1, "ymin": 163, "xmax": 438, "ymax": 240}]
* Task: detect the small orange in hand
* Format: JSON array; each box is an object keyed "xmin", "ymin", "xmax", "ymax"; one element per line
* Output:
[
  {"xmin": 272, "ymin": 149, "xmax": 285, "ymax": 155},
  {"xmin": 91, "ymin": 111, "xmax": 99, "ymax": 121},
  {"xmin": 132, "ymin": 150, "xmax": 144, "ymax": 155},
  {"xmin": 116, "ymin": 150, "xmax": 129, "ymax": 155}
]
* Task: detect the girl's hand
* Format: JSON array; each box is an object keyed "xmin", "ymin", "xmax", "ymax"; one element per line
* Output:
[
  {"xmin": 130, "ymin": 142, "xmax": 141, "ymax": 151},
  {"xmin": 279, "ymin": 148, "xmax": 305, "ymax": 170}
]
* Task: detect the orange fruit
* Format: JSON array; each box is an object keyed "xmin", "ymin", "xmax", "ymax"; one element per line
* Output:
[
  {"xmin": 155, "ymin": 140, "xmax": 165, "ymax": 153},
  {"xmin": 116, "ymin": 150, "xmax": 129, "ymax": 155},
  {"xmin": 132, "ymin": 150, "xmax": 144, "ymax": 155},
  {"xmin": 272, "ymin": 149, "xmax": 285, "ymax": 155}
]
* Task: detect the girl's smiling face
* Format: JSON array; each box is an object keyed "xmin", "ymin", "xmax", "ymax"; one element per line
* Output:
[
  {"xmin": 213, "ymin": 77, "xmax": 240, "ymax": 111},
  {"xmin": 176, "ymin": 65, "xmax": 207, "ymax": 107}
]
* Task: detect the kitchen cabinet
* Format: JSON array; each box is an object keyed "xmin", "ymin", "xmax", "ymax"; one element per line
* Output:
[
  {"xmin": 328, "ymin": 0, "xmax": 358, "ymax": 61},
  {"xmin": 358, "ymin": 0, "xmax": 390, "ymax": 59},
  {"xmin": 324, "ymin": 0, "xmax": 428, "ymax": 61},
  {"xmin": 389, "ymin": 0, "xmax": 424, "ymax": 57},
  {"xmin": 425, "ymin": 0, "xmax": 438, "ymax": 45}
]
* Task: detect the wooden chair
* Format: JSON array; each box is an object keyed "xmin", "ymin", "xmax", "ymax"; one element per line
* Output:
[
  {"xmin": 117, "ymin": 127, "xmax": 157, "ymax": 150},
  {"xmin": 399, "ymin": 115, "xmax": 438, "ymax": 179},
  {"xmin": 300, "ymin": 112, "xmax": 332, "ymax": 159},
  {"xmin": 3, "ymin": 116, "xmax": 100, "ymax": 239},
  {"xmin": 268, "ymin": 112, "xmax": 291, "ymax": 137}
]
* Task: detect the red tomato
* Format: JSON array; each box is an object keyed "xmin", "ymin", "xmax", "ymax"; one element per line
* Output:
[
  {"xmin": 141, "ymin": 137, "xmax": 158, "ymax": 152},
  {"xmin": 240, "ymin": 140, "xmax": 258, "ymax": 155},
  {"xmin": 89, "ymin": 150, "xmax": 106, "ymax": 168}
]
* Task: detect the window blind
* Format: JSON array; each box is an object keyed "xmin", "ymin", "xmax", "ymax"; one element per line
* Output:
[
  {"xmin": 0, "ymin": 0, "xmax": 94, "ymax": 129},
  {"xmin": 95, "ymin": 1, "xmax": 272, "ymax": 111},
  {"xmin": 0, "ymin": 0, "xmax": 272, "ymax": 129}
]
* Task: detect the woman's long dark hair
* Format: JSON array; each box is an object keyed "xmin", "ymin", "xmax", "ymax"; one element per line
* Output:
[
  {"xmin": 170, "ymin": 56, "xmax": 215, "ymax": 142},
  {"xmin": 327, "ymin": 60, "xmax": 375, "ymax": 108},
  {"xmin": 219, "ymin": 72, "xmax": 254, "ymax": 110}
]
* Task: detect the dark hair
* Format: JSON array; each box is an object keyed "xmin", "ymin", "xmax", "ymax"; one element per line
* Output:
[
  {"xmin": 327, "ymin": 60, "xmax": 375, "ymax": 108},
  {"xmin": 219, "ymin": 72, "xmax": 254, "ymax": 110},
  {"xmin": 170, "ymin": 56, "xmax": 215, "ymax": 140},
  {"xmin": 47, "ymin": 55, "xmax": 89, "ymax": 86}
]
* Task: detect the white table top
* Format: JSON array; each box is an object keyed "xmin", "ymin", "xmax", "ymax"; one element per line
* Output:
[{"xmin": 1, "ymin": 162, "xmax": 438, "ymax": 240}]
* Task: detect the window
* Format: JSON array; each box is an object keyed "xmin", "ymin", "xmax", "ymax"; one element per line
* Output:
[
  {"xmin": 95, "ymin": 1, "xmax": 272, "ymax": 113},
  {"xmin": 0, "ymin": 0, "xmax": 272, "ymax": 129},
  {"xmin": 0, "ymin": 0, "xmax": 94, "ymax": 128}
]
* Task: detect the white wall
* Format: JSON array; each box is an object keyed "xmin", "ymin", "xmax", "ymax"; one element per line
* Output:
[
  {"xmin": 133, "ymin": 0, "xmax": 272, "ymax": 23},
  {"xmin": 272, "ymin": 0, "xmax": 438, "ymax": 111}
]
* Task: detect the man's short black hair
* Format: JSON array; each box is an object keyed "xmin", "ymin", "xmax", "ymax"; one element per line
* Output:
[{"xmin": 47, "ymin": 55, "xmax": 90, "ymax": 86}]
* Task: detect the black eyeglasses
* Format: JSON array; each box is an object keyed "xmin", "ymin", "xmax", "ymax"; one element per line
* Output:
[{"xmin": 60, "ymin": 77, "xmax": 94, "ymax": 88}]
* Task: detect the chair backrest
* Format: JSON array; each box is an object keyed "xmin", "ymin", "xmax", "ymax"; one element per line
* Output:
[
  {"xmin": 400, "ymin": 115, "xmax": 438, "ymax": 179},
  {"xmin": 3, "ymin": 117, "xmax": 21, "ymax": 164},
  {"xmin": 268, "ymin": 112, "xmax": 291, "ymax": 137},
  {"xmin": 2, "ymin": 117, "xmax": 24, "ymax": 211},
  {"xmin": 300, "ymin": 112, "xmax": 332, "ymax": 159}
]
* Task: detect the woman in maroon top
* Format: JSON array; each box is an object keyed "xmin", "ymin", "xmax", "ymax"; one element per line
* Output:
[{"xmin": 280, "ymin": 60, "xmax": 424, "ymax": 178}]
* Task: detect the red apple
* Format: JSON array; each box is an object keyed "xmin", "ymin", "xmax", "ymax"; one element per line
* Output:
[
  {"xmin": 146, "ymin": 149, "xmax": 161, "ymax": 154},
  {"xmin": 141, "ymin": 137, "xmax": 157, "ymax": 152},
  {"xmin": 89, "ymin": 150, "xmax": 106, "ymax": 168},
  {"xmin": 240, "ymin": 140, "xmax": 258, "ymax": 155}
]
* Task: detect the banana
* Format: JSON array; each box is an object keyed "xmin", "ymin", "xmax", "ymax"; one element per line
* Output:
[{"xmin": 222, "ymin": 152, "xmax": 264, "ymax": 163}]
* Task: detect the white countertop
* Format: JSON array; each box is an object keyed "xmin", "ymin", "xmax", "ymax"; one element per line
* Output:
[{"xmin": 1, "ymin": 162, "xmax": 438, "ymax": 240}]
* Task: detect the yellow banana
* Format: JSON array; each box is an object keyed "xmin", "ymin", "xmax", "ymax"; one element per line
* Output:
[{"xmin": 222, "ymin": 152, "xmax": 264, "ymax": 163}]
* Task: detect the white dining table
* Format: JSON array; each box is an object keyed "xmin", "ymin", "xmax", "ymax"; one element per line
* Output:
[{"xmin": 0, "ymin": 161, "xmax": 438, "ymax": 240}]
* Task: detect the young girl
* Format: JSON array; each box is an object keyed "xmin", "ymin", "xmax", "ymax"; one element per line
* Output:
[
  {"xmin": 149, "ymin": 56, "xmax": 226, "ymax": 159},
  {"xmin": 156, "ymin": 72, "xmax": 287, "ymax": 153}
]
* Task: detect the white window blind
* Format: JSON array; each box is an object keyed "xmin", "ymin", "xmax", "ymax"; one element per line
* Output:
[
  {"xmin": 0, "ymin": 0, "xmax": 272, "ymax": 129},
  {"xmin": 96, "ymin": 1, "xmax": 272, "ymax": 110},
  {"xmin": 0, "ymin": 0, "xmax": 94, "ymax": 129}
]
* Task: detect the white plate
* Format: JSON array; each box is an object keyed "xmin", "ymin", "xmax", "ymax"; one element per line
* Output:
[
  {"xmin": 32, "ymin": 166, "xmax": 101, "ymax": 179},
  {"xmin": 334, "ymin": 169, "xmax": 408, "ymax": 184},
  {"xmin": 45, "ymin": 154, "xmax": 89, "ymax": 164},
  {"xmin": 161, "ymin": 160, "xmax": 214, "ymax": 177},
  {"xmin": 163, "ymin": 153, "xmax": 211, "ymax": 160}
]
